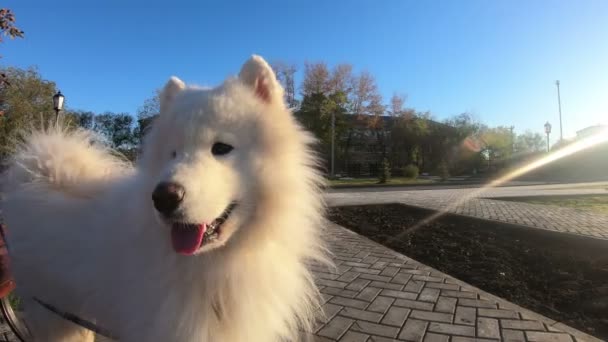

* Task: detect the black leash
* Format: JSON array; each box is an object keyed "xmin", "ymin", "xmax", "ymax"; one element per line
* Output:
[{"xmin": 33, "ymin": 297, "xmax": 118, "ymax": 340}]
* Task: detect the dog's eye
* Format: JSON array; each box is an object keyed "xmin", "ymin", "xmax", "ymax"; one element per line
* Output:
[
  {"xmin": 211, "ymin": 142, "xmax": 234, "ymax": 156},
  {"xmin": 171, "ymin": 150, "xmax": 177, "ymax": 159}
]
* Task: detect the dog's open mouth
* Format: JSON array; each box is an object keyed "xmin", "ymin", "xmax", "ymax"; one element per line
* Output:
[{"xmin": 171, "ymin": 202, "xmax": 237, "ymax": 255}]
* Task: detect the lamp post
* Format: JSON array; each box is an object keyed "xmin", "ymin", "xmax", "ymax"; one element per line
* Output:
[
  {"xmin": 544, "ymin": 121, "xmax": 552, "ymax": 152},
  {"xmin": 52, "ymin": 90, "xmax": 65, "ymax": 125},
  {"xmin": 330, "ymin": 111, "xmax": 335, "ymax": 178},
  {"xmin": 555, "ymin": 80, "xmax": 563, "ymax": 141}
]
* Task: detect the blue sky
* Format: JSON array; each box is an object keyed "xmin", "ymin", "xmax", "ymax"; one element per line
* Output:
[{"xmin": 2, "ymin": 0, "xmax": 607, "ymax": 138}]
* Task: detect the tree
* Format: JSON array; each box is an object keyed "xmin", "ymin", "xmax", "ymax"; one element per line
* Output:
[
  {"xmin": 272, "ymin": 62, "xmax": 298, "ymax": 109},
  {"xmin": 133, "ymin": 91, "xmax": 161, "ymax": 142},
  {"xmin": 1, "ymin": 8, "xmax": 25, "ymax": 87},
  {"xmin": 93, "ymin": 112, "xmax": 136, "ymax": 150},
  {"xmin": 515, "ymin": 131, "xmax": 545, "ymax": 153},
  {"xmin": 0, "ymin": 67, "xmax": 57, "ymax": 159},
  {"xmin": 64, "ymin": 110, "xmax": 95, "ymax": 130},
  {"xmin": 479, "ymin": 126, "xmax": 514, "ymax": 168},
  {"xmin": 389, "ymin": 93, "xmax": 408, "ymax": 117},
  {"xmin": 301, "ymin": 62, "xmax": 330, "ymax": 96}
]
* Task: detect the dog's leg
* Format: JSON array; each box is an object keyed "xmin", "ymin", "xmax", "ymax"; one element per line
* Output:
[{"xmin": 22, "ymin": 298, "xmax": 95, "ymax": 342}]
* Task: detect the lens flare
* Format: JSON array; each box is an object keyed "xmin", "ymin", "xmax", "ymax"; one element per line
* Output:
[{"xmin": 388, "ymin": 126, "xmax": 608, "ymax": 241}]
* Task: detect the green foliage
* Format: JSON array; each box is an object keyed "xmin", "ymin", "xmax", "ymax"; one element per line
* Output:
[
  {"xmin": 378, "ymin": 157, "xmax": 391, "ymax": 184},
  {"xmin": 93, "ymin": 112, "xmax": 136, "ymax": 149},
  {"xmin": 479, "ymin": 126, "xmax": 515, "ymax": 165},
  {"xmin": 438, "ymin": 159, "xmax": 450, "ymax": 181},
  {"xmin": 515, "ymin": 131, "xmax": 545, "ymax": 153},
  {"xmin": 296, "ymin": 90, "xmax": 349, "ymax": 154},
  {"xmin": 402, "ymin": 164, "xmax": 419, "ymax": 179},
  {"xmin": 0, "ymin": 66, "xmax": 57, "ymax": 159}
]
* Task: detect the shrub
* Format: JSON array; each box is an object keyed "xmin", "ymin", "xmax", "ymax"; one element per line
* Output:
[
  {"xmin": 402, "ymin": 164, "xmax": 419, "ymax": 179},
  {"xmin": 378, "ymin": 158, "xmax": 391, "ymax": 184},
  {"xmin": 438, "ymin": 160, "xmax": 450, "ymax": 181}
]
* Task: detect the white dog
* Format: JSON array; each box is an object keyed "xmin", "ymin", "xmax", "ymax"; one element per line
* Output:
[{"xmin": 1, "ymin": 55, "xmax": 328, "ymax": 341}]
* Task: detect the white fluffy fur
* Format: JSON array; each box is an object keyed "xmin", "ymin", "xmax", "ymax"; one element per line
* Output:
[{"xmin": 1, "ymin": 55, "xmax": 328, "ymax": 341}]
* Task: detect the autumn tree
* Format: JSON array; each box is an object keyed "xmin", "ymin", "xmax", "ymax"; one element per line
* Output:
[
  {"xmin": 0, "ymin": 8, "xmax": 25, "ymax": 88},
  {"xmin": 272, "ymin": 62, "xmax": 298, "ymax": 109}
]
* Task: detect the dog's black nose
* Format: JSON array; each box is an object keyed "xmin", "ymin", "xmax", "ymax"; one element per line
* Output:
[{"xmin": 152, "ymin": 182, "xmax": 185, "ymax": 216}]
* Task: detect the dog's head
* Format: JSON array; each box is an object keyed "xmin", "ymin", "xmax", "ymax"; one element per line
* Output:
[{"xmin": 139, "ymin": 55, "xmax": 295, "ymax": 255}]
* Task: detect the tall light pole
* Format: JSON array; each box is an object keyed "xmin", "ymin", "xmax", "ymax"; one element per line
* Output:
[
  {"xmin": 330, "ymin": 111, "xmax": 335, "ymax": 178},
  {"xmin": 53, "ymin": 90, "xmax": 65, "ymax": 125},
  {"xmin": 555, "ymin": 80, "xmax": 563, "ymax": 141},
  {"xmin": 544, "ymin": 121, "xmax": 552, "ymax": 152}
]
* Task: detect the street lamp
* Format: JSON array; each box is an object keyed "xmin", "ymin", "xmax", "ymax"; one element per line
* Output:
[
  {"xmin": 544, "ymin": 121, "xmax": 552, "ymax": 152},
  {"xmin": 555, "ymin": 80, "xmax": 563, "ymax": 141},
  {"xmin": 330, "ymin": 111, "xmax": 335, "ymax": 178},
  {"xmin": 53, "ymin": 90, "xmax": 65, "ymax": 125}
]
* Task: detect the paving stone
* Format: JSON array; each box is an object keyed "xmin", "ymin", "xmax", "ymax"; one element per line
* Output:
[
  {"xmin": 501, "ymin": 319, "xmax": 546, "ymax": 331},
  {"xmin": 393, "ymin": 298, "xmax": 434, "ymax": 311},
  {"xmin": 389, "ymin": 272, "xmax": 412, "ymax": 285},
  {"xmin": 317, "ymin": 316, "xmax": 354, "ymax": 340},
  {"xmin": 380, "ymin": 289, "xmax": 417, "ymax": 300},
  {"xmin": 502, "ymin": 329, "xmax": 526, "ymax": 342},
  {"xmin": 399, "ymin": 318, "xmax": 429, "ymax": 341},
  {"xmin": 454, "ymin": 306, "xmax": 476, "ymax": 326},
  {"xmin": 317, "ymin": 278, "xmax": 350, "ymax": 289},
  {"xmin": 339, "ymin": 330, "xmax": 370, "ymax": 342},
  {"xmin": 359, "ymin": 274, "xmax": 393, "ymax": 282},
  {"xmin": 315, "ymin": 271, "xmax": 341, "ymax": 280},
  {"xmin": 367, "ymin": 296, "xmax": 395, "ymax": 314},
  {"xmin": 338, "ymin": 271, "xmax": 361, "ymax": 283},
  {"xmin": 418, "ymin": 288, "xmax": 440, "ymax": 302},
  {"xmin": 330, "ymin": 296, "xmax": 370, "ymax": 310},
  {"xmin": 351, "ymin": 321, "xmax": 400, "ymax": 339},
  {"xmin": 322, "ymin": 286, "xmax": 359, "ymax": 298},
  {"xmin": 424, "ymin": 333, "xmax": 449, "ymax": 342},
  {"xmin": 368, "ymin": 336, "xmax": 400, "ymax": 342},
  {"xmin": 368, "ymin": 281, "xmax": 404, "ymax": 291},
  {"xmin": 477, "ymin": 317, "xmax": 500, "ymax": 339},
  {"xmin": 477, "ymin": 308, "xmax": 519, "ymax": 319},
  {"xmin": 320, "ymin": 303, "xmax": 344, "ymax": 323},
  {"xmin": 451, "ymin": 337, "xmax": 497, "ymax": 342},
  {"xmin": 339, "ymin": 308, "xmax": 384, "ymax": 323},
  {"xmin": 413, "ymin": 275, "xmax": 444, "ymax": 282},
  {"xmin": 434, "ymin": 296, "xmax": 457, "ymax": 313},
  {"xmin": 441, "ymin": 290, "xmax": 477, "ymax": 299},
  {"xmin": 347, "ymin": 278, "xmax": 372, "ymax": 292},
  {"xmin": 352, "ymin": 267, "xmax": 382, "ymax": 275},
  {"xmin": 458, "ymin": 299, "xmax": 497, "ymax": 309},
  {"xmin": 410, "ymin": 310, "xmax": 452, "ymax": 323},
  {"xmin": 344, "ymin": 261, "xmax": 373, "ymax": 268},
  {"xmin": 356, "ymin": 287, "xmax": 382, "ymax": 302},
  {"xmin": 381, "ymin": 307, "xmax": 410, "ymax": 327},
  {"xmin": 526, "ymin": 331, "xmax": 574, "ymax": 342},
  {"xmin": 425, "ymin": 282, "xmax": 460, "ymax": 291},
  {"xmin": 428, "ymin": 322, "xmax": 475, "ymax": 337},
  {"xmin": 403, "ymin": 280, "xmax": 425, "ymax": 293}
]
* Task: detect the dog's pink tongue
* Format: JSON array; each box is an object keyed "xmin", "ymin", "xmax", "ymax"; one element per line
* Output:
[{"xmin": 171, "ymin": 224, "xmax": 206, "ymax": 255}]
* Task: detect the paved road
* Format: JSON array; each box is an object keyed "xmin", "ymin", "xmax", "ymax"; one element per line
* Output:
[
  {"xmin": 308, "ymin": 222, "xmax": 601, "ymax": 342},
  {"xmin": 326, "ymin": 182, "xmax": 608, "ymax": 240}
]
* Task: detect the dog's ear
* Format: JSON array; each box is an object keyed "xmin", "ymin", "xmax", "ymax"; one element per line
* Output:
[
  {"xmin": 160, "ymin": 76, "xmax": 186, "ymax": 114},
  {"xmin": 238, "ymin": 55, "xmax": 284, "ymax": 106}
]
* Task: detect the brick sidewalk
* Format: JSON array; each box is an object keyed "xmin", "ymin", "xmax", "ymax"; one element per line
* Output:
[
  {"xmin": 308, "ymin": 222, "xmax": 601, "ymax": 342},
  {"xmin": 326, "ymin": 183, "xmax": 608, "ymax": 239}
]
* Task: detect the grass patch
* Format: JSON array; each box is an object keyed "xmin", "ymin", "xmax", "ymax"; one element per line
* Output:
[
  {"xmin": 8, "ymin": 292, "xmax": 21, "ymax": 311},
  {"xmin": 501, "ymin": 195, "xmax": 608, "ymax": 214},
  {"xmin": 329, "ymin": 177, "xmax": 433, "ymax": 187}
]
